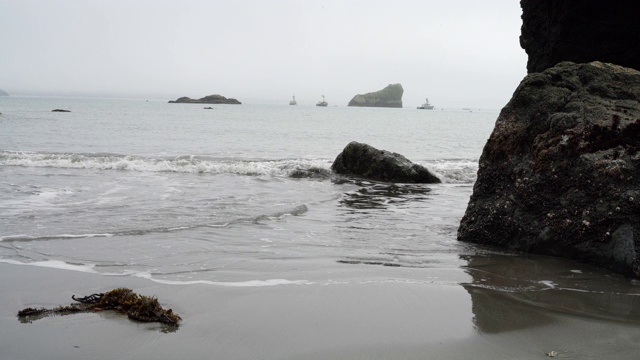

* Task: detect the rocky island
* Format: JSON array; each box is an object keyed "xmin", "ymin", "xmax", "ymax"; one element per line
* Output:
[
  {"xmin": 458, "ymin": 0, "xmax": 640, "ymax": 278},
  {"xmin": 348, "ymin": 84, "xmax": 403, "ymax": 108},
  {"xmin": 168, "ymin": 94, "xmax": 241, "ymax": 105},
  {"xmin": 0, "ymin": 89, "xmax": 9, "ymax": 96}
]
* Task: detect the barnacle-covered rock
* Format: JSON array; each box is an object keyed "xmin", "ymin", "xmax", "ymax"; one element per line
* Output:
[{"xmin": 458, "ymin": 61, "xmax": 640, "ymax": 277}]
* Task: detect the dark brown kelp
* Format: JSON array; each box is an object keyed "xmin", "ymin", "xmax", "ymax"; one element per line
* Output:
[{"xmin": 18, "ymin": 288, "xmax": 181, "ymax": 328}]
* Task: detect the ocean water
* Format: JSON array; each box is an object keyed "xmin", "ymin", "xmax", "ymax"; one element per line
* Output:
[{"xmin": 2, "ymin": 96, "xmax": 640, "ymax": 327}]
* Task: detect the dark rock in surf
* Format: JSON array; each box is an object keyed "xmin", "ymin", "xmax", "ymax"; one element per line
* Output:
[
  {"xmin": 348, "ymin": 84, "xmax": 404, "ymax": 108},
  {"xmin": 331, "ymin": 141, "xmax": 440, "ymax": 183},
  {"xmin": 458, "ymin": 61, "xmax": 640, "ymax": 278},
  {"xmin": 289, "ymin": 167, "xmax": 332, "ymax": 179},
  {"xmin": 520, "ymin": 0, "xmax": 640, "ymax": 73},
  {"xmin": 169, "ymin": 94, "xmax": 241, "ymax": 105},
  {"xmin": 52, "ymin": 109, "xmax": 71, "ymax": 112}
]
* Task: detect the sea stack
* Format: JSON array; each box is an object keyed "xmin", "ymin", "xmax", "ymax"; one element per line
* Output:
[
  {"xmin": 348, "ymin": 84, "xmax": 403, "ymax": 108},
  {"xmin": 458, "ymin": 0, "xmax": 640, "ymax": 278}
]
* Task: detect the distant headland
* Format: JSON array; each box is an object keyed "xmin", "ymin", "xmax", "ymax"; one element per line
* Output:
[
  {"xmin": 0, "ymin": 89, "xmax": 9, "ymax": 96},
  {"xmin": 168, "ymin": 94, "xmax": 241, "ymax": 105},
  {"xmin": 348, "ymin": 84, "xmax": 403, "ymax": 108}
]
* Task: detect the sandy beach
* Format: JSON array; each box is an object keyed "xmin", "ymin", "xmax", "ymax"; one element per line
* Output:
[
  {"xmin": 5, "ymin": 0, "xmax": 640, "ymax": 358},
  {"xmin": 8, "ymin": 99, "xmax": 640, "ymax": 359},
  {"xmin": 3, "ymin": 262, "xmax": 640, "ymax": 360}
]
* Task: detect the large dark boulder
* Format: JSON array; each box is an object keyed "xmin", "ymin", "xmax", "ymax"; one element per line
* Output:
[
  {"xmin": 331, "ymin": 141, "xmax": 440, "ymax": 183},
  {"xmin": 348, "ymin": 84, "xmax": 403, "ymax": 108},
  {"xmin": 458, "ymin": 61, "xmax": 640, "ymax": 277},
  {"xmin": 520, "ymin": 0, "xmax": 640, "ymax": 73},
  {"xmin": 169, "ymin": 94, "xmax": 241, "ymax": 104}
]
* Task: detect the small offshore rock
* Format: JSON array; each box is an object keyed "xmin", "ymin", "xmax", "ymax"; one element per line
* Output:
[
  {"xmin": 52, "ymin": 109, "xmax": 71, "ymax": 112},
  {"xmin": 331, "ymin": 141, "xmax": 440, "ymax": 183}
]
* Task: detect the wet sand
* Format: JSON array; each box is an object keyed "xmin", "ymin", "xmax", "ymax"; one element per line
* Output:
[{"xmin": 3, "ymin": 262, "xmax": 640, "ymax": 360}]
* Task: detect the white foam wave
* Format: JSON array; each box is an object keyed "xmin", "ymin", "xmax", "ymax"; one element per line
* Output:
[
  {"xmin": 422, "ymin": 159, "xmax": 479, "ymax": 184},
  {"xmin": 0, "ymin": 259, "xmax": 312, "ymax": 287},
  {"xmin": 2, "ymin": 151, "xmax": 478, "ymax": 182},
  {"xmin": 134, "ymin": 272, "xmax": 313, "ymax": 287},
  {"xmin": 0, "ymin": 259, "xmax": 98, "ymax": 273},
  {"xmin": 539, "ymin": 280, "xmax": 557, "ymax": 289},
  {"xmin": 0, "ymin": 151, "xmax": 332, "ymax": 177},
  {"xmin": 0, "ymin": 233, "xmax": 114, "ymax": 242}
]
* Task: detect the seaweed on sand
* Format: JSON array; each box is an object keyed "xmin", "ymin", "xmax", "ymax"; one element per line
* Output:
[{"xmin": 17, "ymin": 288, "xmax": 181, "ymax": 328}]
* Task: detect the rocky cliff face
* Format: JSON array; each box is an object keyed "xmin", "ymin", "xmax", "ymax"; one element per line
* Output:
[
  {"xmin": 458, "ymin": 62, "xmax": 640, "ymax": 277},
  {"xmin": 520, "ymin": 0, "xmax": 640, "ymax": 73},
  {"xmin": 169, "ymin": 94, "xmax": 241, "ymax": 104},
  {"xmin": 348, "ymin": 84, "xmax": 403, "ymax": 108}
]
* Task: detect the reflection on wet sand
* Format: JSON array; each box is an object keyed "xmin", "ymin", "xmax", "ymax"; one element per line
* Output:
[
  {"xmin": 461, "ymin": 251, "xmax": 640, "ymax": 333},
  {"xmin": 331, "ymin": 178, "xmax": 640, "ymax": 337}
]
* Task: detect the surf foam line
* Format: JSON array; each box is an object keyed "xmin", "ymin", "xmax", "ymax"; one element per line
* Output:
[
  {"xmin": 1, "ymin": 151, "xmax": 478, "ymax": 182},
  {"xmin": 0, "ymin": 259, "xmax": 99, "ymax": 273},
  {"xmin": 0, "ymin": 233, "xmax": 115, "ymax": 242},
  {"xmin": 0, "ymin": 151, "xmax": 332, "ymax": 178},
  {"xmin": 0, "ymin": 259, "xmax": 315, "ymax": 287},
  {"xmin": 134, "ymin": 272, "xmax": 314, "ymax": 287}
]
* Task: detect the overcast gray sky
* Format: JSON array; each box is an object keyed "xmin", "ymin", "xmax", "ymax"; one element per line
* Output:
[{"xmin": 0, "ymin": 0, "xmax": 526, "ymax": 108}]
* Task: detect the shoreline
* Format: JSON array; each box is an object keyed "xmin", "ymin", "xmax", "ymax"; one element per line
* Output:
[{"xmin": 4, "ymin": 263, "xmax": 640, "ymax": 359}]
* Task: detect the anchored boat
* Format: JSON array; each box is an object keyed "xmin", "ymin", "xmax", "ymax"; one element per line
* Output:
[
  {"xmin": 417, "ymin": 98, "xmax": 434, "ymax": 110},
  {"xmin": 316, "ymin": 95, "xmax": 328, "ymax": 107}
]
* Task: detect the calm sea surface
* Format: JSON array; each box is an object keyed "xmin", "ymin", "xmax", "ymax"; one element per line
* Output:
[{"xmin": 2, "ymin": 96, "xmax": 640, "ymax": 329}]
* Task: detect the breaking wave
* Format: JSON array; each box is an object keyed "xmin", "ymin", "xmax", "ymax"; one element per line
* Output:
[
  {"xmin": 0, "ymin": 151, "xmax": 332, "ymax": 178},
  {"xmin": 1, "ymin": 151, "xmax": 479, "ymax": 183}
]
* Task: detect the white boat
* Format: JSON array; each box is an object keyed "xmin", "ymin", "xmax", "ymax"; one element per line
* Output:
[
  {"xmin": 289, "ymin": 95, "xmax": 297, "ymax": 105},
  {"xmin": 316, "ymin": 95, "xmax": 328, "ymax": 107},
  {"xmin": 417, "ymin": 98, "xmax": 434, "ymax": 110}
]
